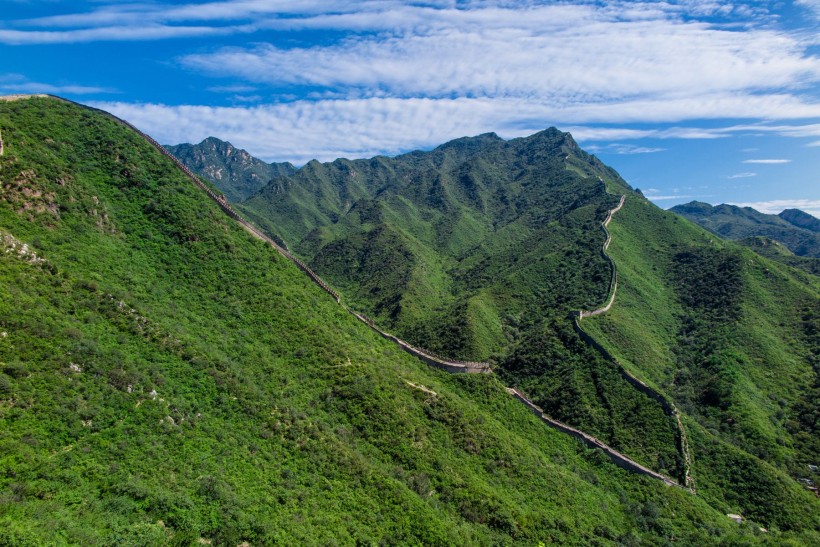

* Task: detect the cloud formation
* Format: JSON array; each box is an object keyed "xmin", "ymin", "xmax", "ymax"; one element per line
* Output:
[
  {"xmin": 92, "ymin": 96, "xmax": 820, "ymax": 166},
  {"xmin": 6, "ymin": 3, "xmax": 820, "ymax": 125},
  {"xmin": 742, "ymin": 159, "xmax": 792, "ymax": 164}
]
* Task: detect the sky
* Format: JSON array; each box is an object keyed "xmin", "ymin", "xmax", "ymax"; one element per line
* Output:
[{"xmin": 2, "ymin": 1, "xmax": 820, "ymax": 215}]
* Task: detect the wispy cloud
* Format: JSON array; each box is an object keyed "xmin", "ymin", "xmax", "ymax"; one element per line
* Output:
[
  {"xmin": 642, "ymin": 188, "xmax": 702, "ymax": 202},
  {"xmin": 177, "ymin": 7, "xmax": 820, "ymax": 116},
  {"xmin": 727, "ymin": 172, "xmax": 757, "ymax": 179},
  {"xmin": 4, "ymin": 3, "xmax": 820, "ymax": 125},
  {"xmin": 0, "ymin": 74, "xmax": 116, "ymax": 95},
  {"xmin": 207, "ymin": 85, "xmax": 258, "ymax": 94},
  {"xmin": 647, "ymin": 195, "xmax": 699, "ymax": 201},
  {"xmin": 796, "ymin": 0, "xmax": 820, "ymax": 19},
  {"xmin": 88, "ymin": 94, "xmax": 820, "ymax": 165},
  {"xmin": 742, "ymin": 159, "xmax": 792, "ymax": 164},
  {"xmin": 584, "ymin": 143, "xmax": 665, "ymax": 154},
  {"xmin": 728, "ymin": 199, "xmax": 820, "ymax": 216}
]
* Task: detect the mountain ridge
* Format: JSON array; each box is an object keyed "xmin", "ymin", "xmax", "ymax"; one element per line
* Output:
[
  {"xmin": 671, "ymin": 200, "xmax": 820, "ymax": 258},
  {"xmin": 170, "ymin": 123, "xmax": 819, "ymax": 531},
  {"xmin": 165, "ymin": 137, "xmax": 296, "ymax": 202}
]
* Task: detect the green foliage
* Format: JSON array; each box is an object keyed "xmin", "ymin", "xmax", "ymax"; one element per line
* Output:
[
  {"xmin": 0, "ymin": 97, "xmax": 782, "ymax": 543},
  {"xmin": 583, "ymin": 193, "xmax": 820, "ymax": 531},
  {"xmin": 238, "ymin": 129, "xmax": 621, "ymax": 360},
  {"xmin": 182, "ymin": 115, "xmax": 820, "ymax": 538},
  {"xmin": 497, "ymin": 320, "xmax": 682, "ymax": 479}
]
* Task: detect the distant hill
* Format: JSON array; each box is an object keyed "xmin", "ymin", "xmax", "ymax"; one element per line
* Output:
[
  {"xmin": 166, "ymin": 137, "xmax": 296, "ymax": 202},
  {"xmin": 671, "ymin": 201, "xmax": 820, "ymax": 257},
  {"xmin": 780, "ymin": 208, "xmax": 820, "ymax": 233}
]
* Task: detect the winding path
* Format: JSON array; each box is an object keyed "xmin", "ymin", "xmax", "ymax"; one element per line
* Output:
[
  {"xmin": 10, "ymin": 95, "xmax": 691, "ymax": 489},
  {"xmin": 573, "ymin": 182, "xmax": 695, "ymax": 492}
]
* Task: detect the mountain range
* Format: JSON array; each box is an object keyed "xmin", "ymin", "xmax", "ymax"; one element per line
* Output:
[
  {"xmin": 1, "ymin": 95, "xmax": 818, "ymax": 544},
  {"xmin": 169, "ymin": 131, "xmax": 820, "ymax": 534},
  {"xmin": 671, "ymin": 201, "xmax": 820, "ymax": 258}
]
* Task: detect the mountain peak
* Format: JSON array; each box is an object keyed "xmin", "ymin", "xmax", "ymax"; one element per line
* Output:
[{"xmin": 779, "ymin": 208, "xmax": 820, "ymax": 233}]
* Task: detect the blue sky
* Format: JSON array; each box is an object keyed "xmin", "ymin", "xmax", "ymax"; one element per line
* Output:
[{"xmin": 2, "ymin": 1, "xmax": 820, "ymax": 215}]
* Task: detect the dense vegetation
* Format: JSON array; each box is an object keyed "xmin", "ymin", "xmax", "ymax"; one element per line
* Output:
[
  {"xmin": 222, "ymin": 130, "xmax": 688, "ymax": 479},
  {"xmin": 165, "ymin": 137, "xmax": 296, "ymax": 202},
  {"xmin": 176, "ymin": 121, "xmax": 820, "ymax": 538},
  {"xmin": 583, "ymin": 194, "xmax": 820, "ymax": 531},
  {"xmin": 2, "ymin": 96, "xmax": 793, "ymax": 544},
  {"xmin": 671, "ymin": 200, "xmax": 820, "ymax": 258},
  {"xmin": 235, "ymin": 130, "xmax": 621, "ymax": 362}
]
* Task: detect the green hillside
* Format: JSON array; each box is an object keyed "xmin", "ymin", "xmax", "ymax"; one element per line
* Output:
[
  {"xmin": 582, "ymin": 192, "xmax": 820, "ymax": 531},
  {"xmin": 175, "ymin": 120, "xmax": 820, "ymax": 536},
  {"xmin": 2, "ymin": 96, "xmax": 792, "ymax": 544},
  {"xmin": 234, "ymin": 131, "xmax": 698, "ymax": 480},
  {"xmin": 237, "ymin": 130, "xmax": 624, "ymax": 362}
]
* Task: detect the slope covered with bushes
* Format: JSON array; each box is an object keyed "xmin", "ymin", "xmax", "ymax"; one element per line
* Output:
[
  {"xmin": 1, "ymin": 96, "xmax": 788, "ymax": 544},
  {"xmin": 175, "ymin": 120, "xmax": 820, "ymax": 537},
  {"xmin": 238, "ymin": 130, "xmax": 622, "ymax": 362},
  {"xmin": 582, "ymin": 193, "xmax": 820, "ymax": 531}
]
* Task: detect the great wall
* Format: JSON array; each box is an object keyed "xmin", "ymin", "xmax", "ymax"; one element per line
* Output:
[
  {"xmin": 573, "ymin": 184, "xmax": 695, "ymax": 491},
  {"xmin": 2, "ymin": 94, "xmax": 693, "ymax": 490}
]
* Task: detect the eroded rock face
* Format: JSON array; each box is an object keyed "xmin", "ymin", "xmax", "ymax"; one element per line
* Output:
[{"xmin": 1, "ymin": 230, "xmax": 47, "ymax": 265}]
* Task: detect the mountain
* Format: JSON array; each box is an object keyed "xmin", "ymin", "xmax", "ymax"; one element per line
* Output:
[
  {"xmin": 5, "ymin": 96, "xmax": 796, "ymax": 544},
  {"xmin": 671, "ymin": 201, "xmax": 820, "ymax": 258},
  {"xmin": 180, "ymin": 126, "xmax": 820, "ymax": 535},
  {"xmin": 780, "ymin": 208, "xmax": 820, "ymax": 233},
  {"xmin": 237, "ymin": 129, "xmax": 624, "ymax": 363},
  {"xmin": 165, "ymin": 137, "xmax": 296, "ymax": 202}
]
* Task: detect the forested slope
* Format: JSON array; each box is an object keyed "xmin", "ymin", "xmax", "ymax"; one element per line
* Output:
[
  {"xmin": 582, "ymin": 191, "xmax": 820, "ymax": 531},
  {"xmin": 238, "ymin": 130, "xmax": 622, "ymax": 362},
  {"xmin": 1, "ymin": 96, "xmax": 787, "ymax": 544},
  {"xmin": 173, "ymin": 121, "xmax": 820, "ymax": 538}
]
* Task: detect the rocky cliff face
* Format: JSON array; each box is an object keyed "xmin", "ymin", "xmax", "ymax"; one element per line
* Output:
[{"xmin": 165, "ymin": 136, "xmax": 295, "ymax": 202}]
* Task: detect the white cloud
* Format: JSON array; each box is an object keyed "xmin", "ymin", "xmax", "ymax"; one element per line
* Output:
[
  {"xmin": 179, "ymin": 12, "xmax": 820, "ymax": 105},
  {"xmin": 727, "ymin": 172, "xmax": 757, "ymax": 179},
  {"xmin": 742, "ymin": 159, "xmax": 792, "ymax": 164},
  {"xmin": 0, "ymin": 74, "xmax": 116, "ymax": 95},
  {"xmin": 728, "ymin": 199, "xmax": 820, "ymax": 216},
  {"xmin": 796, "ymin": 0, "xmax": 820, "ymax": 18},
  {"xmin": 89, "ymin": 95, "xmax": 820, "ymax": 165},
  {"xmin": 207, "ymin": 85, "xmax": 258, "ymax": 93},
  {"xmin": 807, "ymin": 140, "xmax": 820, "ymax": 147},
  {"xmin": 0, "ymin": 24, "xmax": 244, "ymax": 45},
  {"xmin": 584, "ymin": 143, "xmax": 665, "ymax": 154}
]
